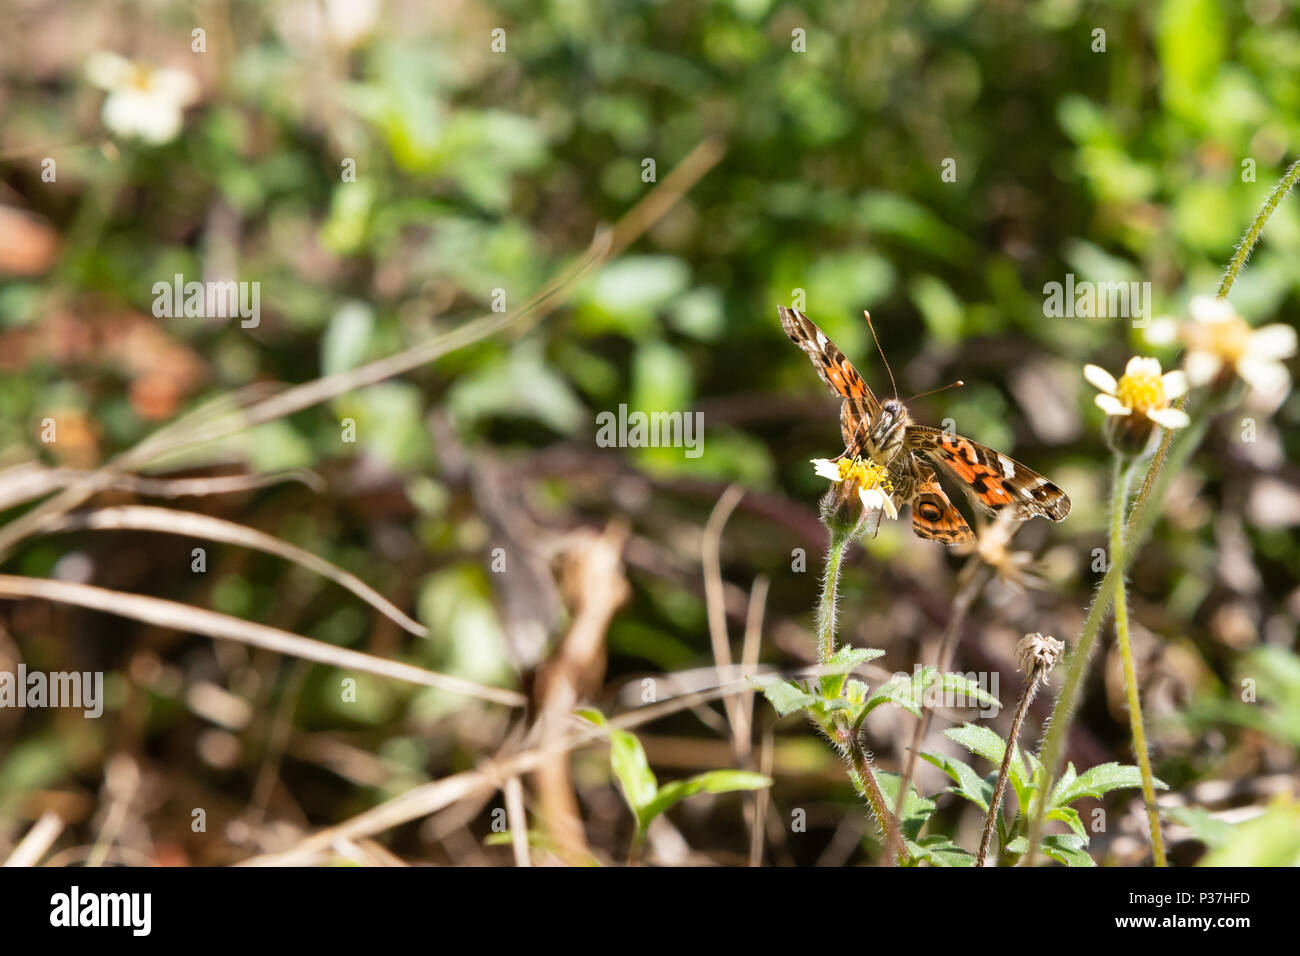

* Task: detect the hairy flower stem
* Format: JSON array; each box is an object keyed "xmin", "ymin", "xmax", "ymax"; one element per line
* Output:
[
  {"xmin": 1026, "ymin": 157, "xmax": 1298, "ymax": 865},
  {"xmin": 977, "ymin": 667, "xmax": 1041, "ymax": 867},
  {"xmin": 816, "ymin": 531, "xmax": 851, "ymax": 664},
  {"xmin": 1218, "ymin": 156, "xmax": 1300, "ymax": 297},
  {"xmin": 1108, "ymin": 457, "xmax": 1167, "ymax": 866},
  {"xmin": 814, "ymin": 529, "xmax": 906, "ymax": 864},
  {"xmin": 841, "ymin": 719, "xmax": 907, "ymax": 866},
  {"xmin": 894, "ymin": 556, "xmax": 988, "ymax": 824}
]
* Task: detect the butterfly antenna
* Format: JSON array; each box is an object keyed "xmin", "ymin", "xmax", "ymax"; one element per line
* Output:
[
  {"xmin": 862, "ymin": 310, "xmax": 898, "ymax": 399},
  {"xmin": 906, "ymin": 380, "xmax": 966, "ymax": 403}
]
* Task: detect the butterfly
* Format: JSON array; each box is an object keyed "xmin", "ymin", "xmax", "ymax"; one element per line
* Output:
[{"xmin": 779, "ymin": 305, "xmax": 1071, "ymax": 544}]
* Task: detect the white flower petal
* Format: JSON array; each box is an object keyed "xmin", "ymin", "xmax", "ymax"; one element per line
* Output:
[
  {"xmin": 151, "ymin": 68, "xmax": 199, "ymax": 106},
  {"xmin": 1246, "ymin": 324, "xmax": 1298, "ymax": 360},
  {"xmin": 103, "ymin": 91, "xmax": 183, "ymax": 144},
  {"xmin": 1236, "ymin": 357, "xmax": 1291, "ymax": 399},
  {"xmin": 859, "ymin": 487, "xmax": 898, "ymax": 521},
  {"xmin": 1094, "ymin": 393, "xmax": 1130, "ymax": 416},
  {"xmin": 1147, "ymin": 407, "xmax": 1190, "ymax": 429},
  {"xmin": 1189, "ymin": 295, "xmax": 1236, "ymax": 324},
  {"xmin": 1145, "ymin": 317, "xmax": 1180, "ymax": 346},
  {"xmin": 1125, "ymin": 355, "xmax": 1162, "ymax": 378},
  {"xmin": 1184, "ymin": 350, "xmax": 1224, "ymax": 387},
  {"xmin": 811, "ymin": 458, "xmax": 842, "ymax": 482},
  {"xmin": 1083, "ymin": 364, "xmax": 1118, "ymax": 394},
  {"xmin": 85, "ymin": 51, "xmax": 132, "ymax": 90},
  {"xmin": 1161, "ymin": 369, "xmax": 1189, "ymax": 400}
]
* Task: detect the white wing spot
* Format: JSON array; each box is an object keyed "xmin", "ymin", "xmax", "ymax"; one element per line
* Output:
[{"xmin": 997, "ymin": 454, "xmax": 1016, "ymax": 478}]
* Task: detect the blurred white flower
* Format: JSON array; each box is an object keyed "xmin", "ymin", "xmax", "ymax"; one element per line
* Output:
[
  {"xmin": 85, "ymin": 52, "xmax": 198, "ymax": 145},
  {"xmin": 1149, "ymin": 295, "xmax": 1295, "ymax": 402}
]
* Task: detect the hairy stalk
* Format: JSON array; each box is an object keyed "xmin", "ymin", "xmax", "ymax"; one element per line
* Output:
[
  {"xmin": 1026, "ymin": 156, "xmax": 1298, "ymax": 864},
  {"xmin": 813, "ymin": 528, "xmax": 905, "ymax": 864},
  {"xmin": 841, "ymin": 719, "xmax": 907, "ymax": 866},
  {"xmin": 894, "ymin": 556, "xmax": 988, "ymax": 824},
  {"xmin": 816, "ymin": 531, "xmax": 851, "ymax": 664},
  {"xmin": 977, "ymin": 667, "xmax": 1040, "ymax": 867},
  {"xmin": 1109, "ymin": 457, "xmax": 1166, "ymax": 865},
  {"xmin": 1218, "ymin": 156, "xmax": 1300, "ymax": 297}
]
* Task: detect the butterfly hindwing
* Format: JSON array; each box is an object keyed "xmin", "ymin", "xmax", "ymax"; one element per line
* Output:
[
  {"xmin": 906, "ymin": 426, "xmax": 1071, "ymax": 522},
  {"xmin": 905, "ymin": 461, "xmax": 974, "ymax": 544}
]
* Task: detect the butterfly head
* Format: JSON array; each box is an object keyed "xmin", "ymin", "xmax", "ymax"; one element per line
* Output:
[{"xmin": 869, "ymin": 398, "xmax": 911, "ymax": 462}]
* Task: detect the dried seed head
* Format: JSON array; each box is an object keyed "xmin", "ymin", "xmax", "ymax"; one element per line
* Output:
[{"xmin": 1015, "ymin": 632, "xmax": 1065, "ymax": 677}]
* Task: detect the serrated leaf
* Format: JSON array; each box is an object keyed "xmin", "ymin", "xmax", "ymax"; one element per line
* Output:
[
  {"xmin": 907, "ymin": 834, "xmax": 976, "ymax": 867},
  {"xmin": 760, "ymin": 678, "xmax": 819, "ymax": 717},
  {"xmin": 638, "ymin": 770, "xmax": 772, "ymax": 828},
  {"xmin": 918, "ymin": 751, "xmax": 992, "ymax": 811},
  {"xmin": 1041, "ymin": 834, "xmax": 1095, "ymax": 867},
  {"xmin": 944, "ymin": 723, "xmax": 1030, "ymax": 811},
  {"xmin": 863, "ymin": 672, "xmax": 924, "ymax": 718},
  {"xmin": 820, "ymin": 646, "xmax": 885, "ymax": 698},
  {"xmin": 876, "ymin": 771, "xmax": 936, "ymax": 841},
  {"xmin": 1047, "ymin": 806, "xmax": 1088, "ymax": 841},
  {"xmin": 934, "ymin": 671, "xmax": 1000, "ymax": 712},
  {"xmin": 1052, "ymin": 762, "xmax": 1167, "ymax": 807}
]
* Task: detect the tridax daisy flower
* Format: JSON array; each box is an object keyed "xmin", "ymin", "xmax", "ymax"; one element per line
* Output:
[
  {"xmin": 1149, "ymin": 295, "xmax": 1296, "ymax": 404},
  {"xmin": 811, "ymin": 456, "xmax": 897, "ymax": 537},
  {"xmin": 1084, "ymin": 356, "xmax": 1189, "ymax": 456},
  {"xmin": 85, "ymin": 52, "xmax": 199, "ymax": 145}
]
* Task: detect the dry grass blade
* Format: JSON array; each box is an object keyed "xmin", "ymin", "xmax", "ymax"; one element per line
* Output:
[
  {"xmin": 0, "ymin": 138, "xmax": 726, "ymax": 559},
  {"xmin": 0, "ymin": 575, "xmax": 524, "ymax": 706},
  {"xmin": 39, "ymin": 505, "xmax": 428, "ymax": 638},
  {"xmin": 4, "ymin": 811, "xmax": 64, "ymax": 867},
  {"xmin": 238, "ymin": 667, "xmax": 772, "ymax": 866}
]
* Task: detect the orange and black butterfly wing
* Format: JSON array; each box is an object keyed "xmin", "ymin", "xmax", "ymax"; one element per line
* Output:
[
  {"xmin": 906, "ymin": 426, "xmax": 1071, "ymax": 522},
  {"xmin": 779, "ymin": 305, "xmax": 880, "ymax": 456},
  {"xmin": 904, "ymin": 460, "xmax": 975, "ymax": 544}
]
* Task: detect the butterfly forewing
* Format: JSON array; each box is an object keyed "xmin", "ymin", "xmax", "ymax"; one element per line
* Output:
[
  {"xmin": 779, "ymin": 304, "xmax": 1071, "ymax": 544},
  {"xmin": 906, "ymin": 426, "xmax": 1072, "ymax": 522}
]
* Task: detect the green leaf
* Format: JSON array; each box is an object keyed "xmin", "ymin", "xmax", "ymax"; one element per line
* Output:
[
  {"xmin": 943, "ymin": 723, "xmax": 1028, "ymax": 807},
  {"xmin": 1052, "ymin": 762, "xmax": 1167, "ymax": 807},
  {"xmin": 1040, "ymin": 834, "xmax": 1095, "ymax": 867},
  {"xmin": 918, "ymin": 751, "xmax": 993, "ymax": 812},
  {"xmin": 759, "ymin": 678, "xmax": 819, "ymax": 717},
  {"xmin": 1200, "ymin": 803, "xmax": 1300, "ymax": 867},
  {"xmin": 863, "ymin": 671, "xmax": 926, "ymax": 718},
  {"xmin": 933, "ymin": 671, "xmax": 1000, "ymax": 712},
  {"xmin": 876, "ymin": 772, "xmax": 937, "ymax": 841},
  {"xmin": 609, "ymin": 728, "xmax": 657, "ymax": 814},
  {"xmin": 1167, "ymin": 806, "xmax": 1233, "ymax": 850},
  {"xmin": 638, "ymin": 770, "xmax": 772, "ymax": 828},
  {"xmin": 820, "ymin": 646, "xmax": 885, "ymax": 699},
  {"xmin": 907, "ymin": 835, "xmax": 975, "ymax": 868},
  {"xmin": 1004, "ymin": 836, "xmax": 1029, "ymax": 855},
  {"xmin": 1046, "ymin": 806, "xmax": 1088, "ymax": 841}
]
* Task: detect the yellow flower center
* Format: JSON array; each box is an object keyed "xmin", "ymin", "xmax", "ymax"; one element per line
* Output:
[
  {"xmin": 838, "ymin": 457, "xmax": 893, "ymax": 494},
  {"xmin": 1115, "ymin": 369, "xmax": 1165, "ymax": 413},
  {"xmin": 1190, "ymin": 315, "xmax": 1251, "ymax": 364},
  {"xmin": 130, "ymin": 65, "xmax": 155, "ymax": 91}
]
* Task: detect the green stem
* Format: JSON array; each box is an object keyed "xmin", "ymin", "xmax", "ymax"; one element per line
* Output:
[
  {"xmin": 1218, "ymin": 157, "xmax": 1300, "ymax": 298},
  {"xmin": 1025, "ymin": 154, "xmax": 1300, "ymax": 865},
  {"xmin": 842, "ymin": 719, "xmax": 907, "ymax": 866},
  {"xmin": 816, "ymin": 531, "xmax": 851, "ymax": 665},
  {"xmin": 1109, "ymin": 457, "xmax": 1166, "ymax": 866}
]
